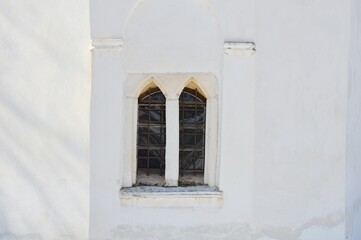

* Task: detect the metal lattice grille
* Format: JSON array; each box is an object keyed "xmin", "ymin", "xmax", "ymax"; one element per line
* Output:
[
  {"xmin": 179, "ymin": 87, "xmax": 206, "ymax": 175},
  {"xmin": 137, "ymin": 88, "xmax": 166, "ymax": 175}
]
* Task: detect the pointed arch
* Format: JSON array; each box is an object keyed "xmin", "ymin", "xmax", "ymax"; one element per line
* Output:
[
  {"xmin": 176, "ymin": 77, "xmax": 209, "ymax": 99},
  {"xmin": 136, "ymin": 83, "xmax": 166, "ymax": 185},
  {"xmin": 134, "ymin": 76, "xmax": 167, "ymax": 98},
  {"xmin": 123, "ymin": 73, "xmax": 219, "ymax": 187},
  {"xmin": 178, "ymin": 83, "xmax": 207, "ymax": 185}
]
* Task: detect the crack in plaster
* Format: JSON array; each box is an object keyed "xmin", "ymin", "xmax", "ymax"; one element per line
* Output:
[{"xmin": 252, "ymin": 211, "xmax": 344, "ymax": 240}]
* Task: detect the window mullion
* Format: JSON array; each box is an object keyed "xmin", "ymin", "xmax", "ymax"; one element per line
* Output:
[{"xmin": 165, "ymin": 97, "xmax": 179, "ymax": 186}]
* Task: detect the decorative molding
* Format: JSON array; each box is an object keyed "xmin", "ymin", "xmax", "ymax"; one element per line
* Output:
[
  {"xmin": 91, "ymin": 38, "xmax": 123, "ymax": 51},
  {"xmin": 91, "ymin": 39, "xmax": 256, "ymax": 55},
  {"xmin": 224, "ymin": 42, "xmax": 256, "ymax": 56}
]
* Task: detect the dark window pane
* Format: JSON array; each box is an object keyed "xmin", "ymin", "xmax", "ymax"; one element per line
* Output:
[
  {"xmin": 179, "ymin": 87, "xmax": 206, "ymax": 174},
  {"xmin": 137, "ymin": 134, "xmax": 148, "ymax": 145},
  {"xmin": 184, "ymin": 134, "xmax": 195, "ymax": 145},
  {"xmin": 149, "ymin": 135, "xmax": 162, "ymax": 144},
  {"xmin": 194, "ymin": 159, "xmax": 203, "ymax": 169},
  {"xmin": 137, "ymin": 149, "xmax": 148, "ymax": 157},
  {"xmin": 149, "ymin": 110, "xmax": 161, "ymax": 122},
  {"xmin": 149, "ymin": 126, "xmax": 161, "ymax": 134},
  {"xmin": 137, "ymin": 158, "xmax": 148, "ymax": 169},
  {"xmin": 196, "ymin": 129, "xmax": 204, "ymax": 134},
  {"xmin": 150, "ymin": 92, "xmax": 165, "ymax": 101},
  {"xmin": 138, "ymin": 127, "xmax": 148, "ymax": 133},
  {"xmin": 149, "ymin": 158, "xmax": 161, "ymax": 168},
  {"xmin": 138, "ymin": 110, "xmax": 149, "ymax": 122},
  {"xmin": 193, "ymin": 151, "xmax": 203, "ymax": 158},
  {"xmin": 184, "ymin": 110, "xmax": 196, "ymax": 122},
  {"xmin": 149, "ymin": 150, "xmax": 163, "ymax": 157},
  {"xmin": 196, "ymin": 135, "xmax": 204, "ymax": 145},
  {"xmin": 183, "ymin": 93, "xmax": 196, "ymax": 101},
  {"xmin": 196, "ymin": 111, "xmax": 205, "ymax": 123},
  {"xmin": 137, "ymin": 87, "xmax": 166, "ymax": 175},
  {"xmin": 183, "ymin": 128, "xmax": 195, "ymax": 134}
]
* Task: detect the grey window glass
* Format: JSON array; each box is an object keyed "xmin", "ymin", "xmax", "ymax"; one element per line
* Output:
[
  {"xmin": 179, "ymin": 88, "xmax": 206, "ymax": 175},
  {"xmin": 137, "ymin": 88, "xmax": 166, "ymax": 175}
]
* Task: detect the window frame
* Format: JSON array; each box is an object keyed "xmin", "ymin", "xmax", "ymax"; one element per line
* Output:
[
  {"xmin": 137, "ymin": 87, "xmax": 166, "ymax": 178},
  {"xmin": 122, "ymin": 73, "xmax": 219, "ymax": 188},
  {"xmin": 178, "ymin": 87, "xmax": 207, "ymax": 184}
]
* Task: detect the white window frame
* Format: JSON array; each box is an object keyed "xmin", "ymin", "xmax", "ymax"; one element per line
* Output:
[{"xmin": 122, "ymin": 73, "xmax": 218, "ymax": 187}]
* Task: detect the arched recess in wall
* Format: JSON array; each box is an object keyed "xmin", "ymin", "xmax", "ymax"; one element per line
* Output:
[{"xmin": 123, "ymin": 0, "xmax": 223, "ymax": 73}]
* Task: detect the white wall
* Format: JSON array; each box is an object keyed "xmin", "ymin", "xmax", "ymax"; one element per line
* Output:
[
  {"xmin": 0, "ymin": 0, "xmax": 355, "ymax": 239},
  {"xmin": 253, "ymin": 0, "xmax": 349, "ymax": 239},
  {"xmin": 90, "ymin": 0, "xmax": 351, "ymax": 240},
  {"xmin": 346, "ymin": 0, "xmax": 361, "ymax": 239},
  {"xmin": 0, "ymin": 1, "xmax": 91, "ymax": 239}
]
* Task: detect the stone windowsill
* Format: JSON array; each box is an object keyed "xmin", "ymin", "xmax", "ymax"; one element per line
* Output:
[
  {"xmin": 119, "ymin": 186, "xmax": 223, "ymax": 207},
  {"xmin": 119, "ymin": 186, "xmax": 223, "ymax": 199}
]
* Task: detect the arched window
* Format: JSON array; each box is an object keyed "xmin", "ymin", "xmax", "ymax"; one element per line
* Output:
[
  {"xmin": 179, "ymin": 87, "xmax": 206, "ymax": 185},
  {"xmin": 137, "ymin": 87, "xmax": 166, "ymax": 185},
  {"xmin": 121, "ymin": 74, "xmax": 218, "ymax": 188}
]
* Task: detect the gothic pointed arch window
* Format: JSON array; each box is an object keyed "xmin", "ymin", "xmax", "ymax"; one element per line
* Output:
[
  {"xmin": 137, "ymin": 87, "xmax": 166, "ymax": 185},
  {"xmin": 122, "ymin": 74, "xmax": 218, "ymax": 188},
  {"xmin": 179, "ymin": 87, "xmax": 206, "ymax": 185}
]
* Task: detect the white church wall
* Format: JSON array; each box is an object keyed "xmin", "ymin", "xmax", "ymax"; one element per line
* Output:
[
  {"xmin": 0, "ymin": 0, "xmax": 356, "ymax": 239},
  {"xmin": 346, "ymin": 0, "xmax": 361, "ymax": 239},
  {"xmin": 89, "ymin": 0, "xmax": 257, "ymax": 239},
  {"xmin": 0, "ymin": 1, "xmax": 91, "ymax": 240},
  {"xmin": 253, "ymin": 0, "xmax": 349, "ymax": 239},
  {"xmin": 89, "ymin": 0, "xmax": 351, "ymax": 240},
  {"xmin": 122, "ymin": 0, "xmax": 223, "ymax": 73}
]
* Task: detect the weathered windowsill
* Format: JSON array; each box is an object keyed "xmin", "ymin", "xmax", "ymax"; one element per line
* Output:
[
  {"xmin": 119, "ymin": 186, "xmax": 223, "ymax": 207},
  {"xmin": 120, "ymin": 186, "xmax": 222, "ymax": 198}
]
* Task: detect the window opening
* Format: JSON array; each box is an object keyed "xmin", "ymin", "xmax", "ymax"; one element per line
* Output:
[
  {"xmin": 137, "ymin": 87, "xmax": 166, "ymax": 185},
  {"xmin": 179, "ymin": 87, "xmax": 206, "ymax": 185}
]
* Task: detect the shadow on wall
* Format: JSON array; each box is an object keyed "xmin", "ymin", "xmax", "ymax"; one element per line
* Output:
[{"xmin": 0, "ymin": 0, "xmax": 90, "ymax": 239}]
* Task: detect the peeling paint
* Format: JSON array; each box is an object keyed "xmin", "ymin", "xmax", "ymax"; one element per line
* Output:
[
  {"xmin": 109, "ymin": 212, "xmax": 344, "ymax": 240},
  {"xmin": 111, "ymin": 223, "xmax": 251, "ymax": 240},
  {"xmin": 252, "ymin": 211, "xmax": 344, "ymax": 240}
]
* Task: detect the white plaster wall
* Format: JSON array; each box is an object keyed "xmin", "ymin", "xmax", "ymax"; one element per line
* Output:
[
  {"xmin": 346, "ymin": 0, "xmax": 361, "ymax": 239},
  {"xmin": 253, "ymin": 0, "xmax": 349, "ymax": 239},
  {"xmin": 1, "ymin": 0, "xmax": 354, "ymax": 239},
  {"xmin": 89, "ymin": 0, "xmax": 351, "ymax": 240},
  {"xmin": 123, "ymin": 0, "xmax": 223, "ymax": 73},
  {"xmin": 0, "ymin": 1, "xmax": 91, "ymax": 240}
]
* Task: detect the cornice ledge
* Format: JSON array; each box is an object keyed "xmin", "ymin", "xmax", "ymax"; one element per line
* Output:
[
  {"xmin": 91, "ymin": 38, "xmax": 123, "ymax": 52},
  {"xmin": 224, "ymin": 42, "xmax": 256, "ymax": 56}
]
